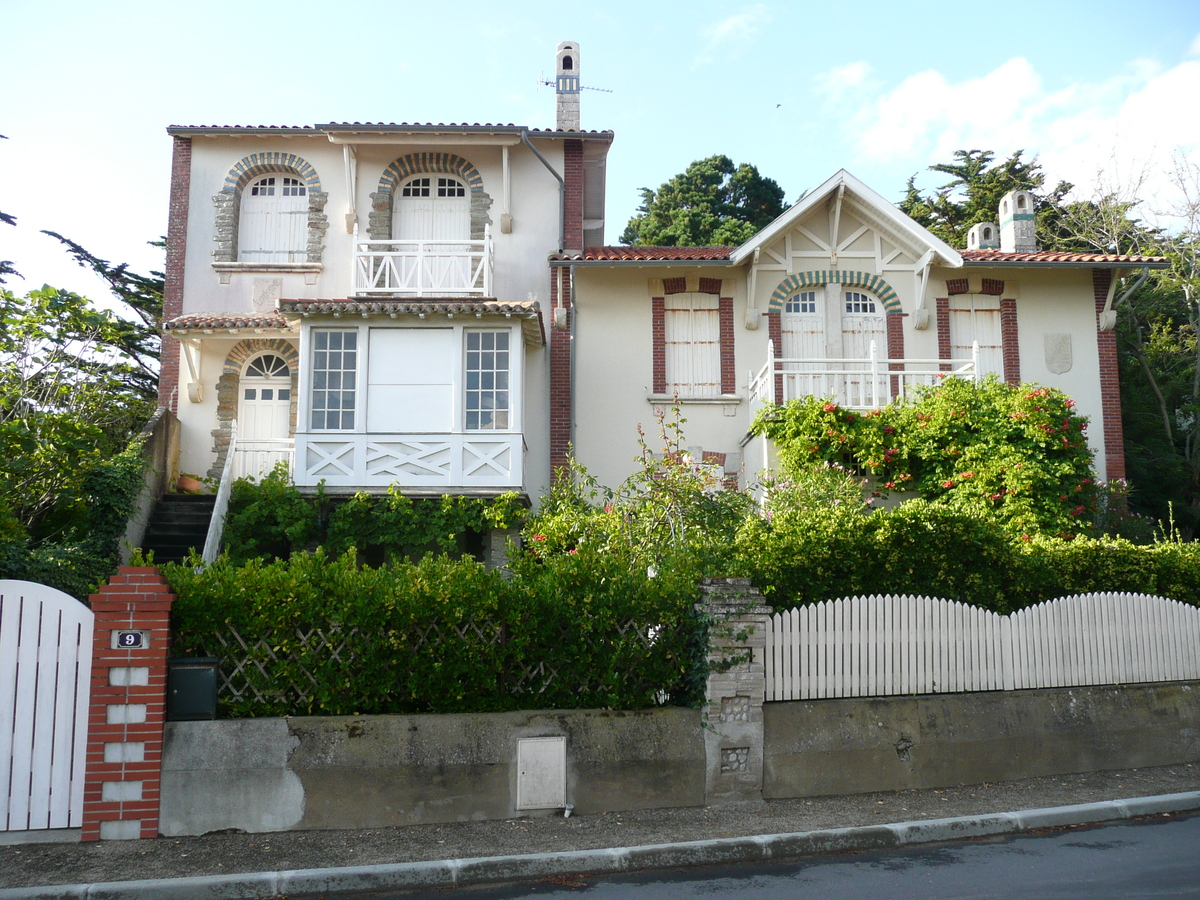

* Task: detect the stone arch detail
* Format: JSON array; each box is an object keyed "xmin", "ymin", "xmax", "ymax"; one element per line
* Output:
[
  {"xmin": 209, "ymin": 338, "xmax": 300, "ymax": 478},
  {"xmin": 369, "ymin": 152, "xmax": 493, "ymax": 241},
  {"xmin": 769, "ymin": 271, "xmax": 902, "ymax": 314},
  {"xmin": 212, "ymin": 153, "xmax": 329, "ymax": 264}
]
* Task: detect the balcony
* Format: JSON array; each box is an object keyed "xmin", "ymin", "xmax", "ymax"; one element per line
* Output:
[
  {"xmin": 293, "ymin": 432, "xmax": 524, "ymax": 491},
  {"xmin": 749, "ymin": 340, "xmax": 979, "ymax": 421},
  {"xmin": 353, "ymin": 229, "xmax": 493, "ymax": 297}
]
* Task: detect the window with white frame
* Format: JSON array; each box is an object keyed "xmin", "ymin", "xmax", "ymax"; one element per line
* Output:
[
  {"xmin": 465, "ymin": 330, "xmax": 510, "ymax": 430},
  {"xmin": 310, "ymin": 330, "xmax": 357, "ymax": 430},
  {"xmin": 950, "ymin": 294, "xmax": 1003, "ymax": 376},
  {"xmin": 665, "ymin": 292, "xmax": 720, "ymax": 397},
  {"xmin": 238, "ymin": 173, "xmax": 308, "ymax": 263}
]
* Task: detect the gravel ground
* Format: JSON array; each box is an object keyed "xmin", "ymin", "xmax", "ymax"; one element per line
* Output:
[{"xmin": 2, "ymin": 763, "xmax": 1198, "ymax": 889}]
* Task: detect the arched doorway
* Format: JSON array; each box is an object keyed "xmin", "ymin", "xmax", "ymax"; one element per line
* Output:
[
  {"xmin": 393, "ymin": 175, "xmax": 471, "ymax": 291},
  {"xmin": 236, "ymin": 353, "xmax": 293, "ymax": 479}
]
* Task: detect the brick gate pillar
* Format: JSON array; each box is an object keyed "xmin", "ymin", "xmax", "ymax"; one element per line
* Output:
[
  {"xmin": 699, "ymin": 577, "xmax": 771, "ymax": 805},
  {"xmin": 81, "ymin": 567, "xmax": 175, "ymax": 841}
]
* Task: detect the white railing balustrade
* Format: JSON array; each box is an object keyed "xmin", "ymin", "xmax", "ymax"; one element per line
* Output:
[
  {"xmin": 201, "ymin": 420, "xmax": 238, "ymax": 565},
  {"xmin": 749, "ymin": 340, "xmax": 979, "ymax": 424},
  {"xmin": 231, "ymin": 438, "xmax": 294, "ymax": 482},
  {"xmin": 294, "ymin": 432, "xmax": 524, "ymax": 490},
  {"xmin": 353, "ymin": 226, "xmax": 493, "ymax": 297}
]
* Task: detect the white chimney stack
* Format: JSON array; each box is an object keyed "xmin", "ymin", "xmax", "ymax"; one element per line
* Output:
[
  {"xmin": 967, "ymin": 222, "xmax": 1000, "ymax": 250},
  {"xmin": 556, "ymin": 41, "xmax": 580, "ymax": 131},
  {"xmin": 999, "ymin": 189, "xmax": 1037, "ymax": 253}
]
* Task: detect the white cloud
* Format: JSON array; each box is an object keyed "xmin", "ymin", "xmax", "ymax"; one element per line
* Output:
[
  {"xmin": 839, "ymin": 55, "xmax": 1200, "ymax": 211},
  {"xmin": 814, "ymin": 61, "xmax": 874, "ymax": 101},
  {"xmin": 1189, "ymin": 31, "xmax": 1200, "ymax": 56},
  {"xmin": 693, "ymin": 4, "xmax": 771, "ymax": 68}
]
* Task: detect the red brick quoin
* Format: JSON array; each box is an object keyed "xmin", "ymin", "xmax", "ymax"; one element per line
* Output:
[{"xmin": 81, "ymin": 567, "xmax": 175, "ymax": 841}]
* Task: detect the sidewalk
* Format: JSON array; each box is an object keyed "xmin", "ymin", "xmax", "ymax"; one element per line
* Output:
[{"xmin": 2, "ymin": 763, "xmax": 1198, "ymax": 898}]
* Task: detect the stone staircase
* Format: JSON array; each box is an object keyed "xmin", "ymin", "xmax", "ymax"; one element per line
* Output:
[{"xmin": 138, "ymin": 494, "xmax": 216, "ymax": 565}]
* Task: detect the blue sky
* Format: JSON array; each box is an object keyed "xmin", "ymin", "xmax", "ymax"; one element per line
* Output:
[{"xmin": 3, "ymin": 0, "xmax": 1199, "ymax": 302}]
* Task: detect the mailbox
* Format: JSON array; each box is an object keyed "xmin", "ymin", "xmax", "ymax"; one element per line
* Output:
[{"xmin": 167, "ymin": 657, "xmax": 220, "ymax": 721}]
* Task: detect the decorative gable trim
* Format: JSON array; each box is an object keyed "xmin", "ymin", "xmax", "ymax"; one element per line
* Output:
[{"xmin": 768, "ymin": 271, "xmax": 902, "ymax": 314}]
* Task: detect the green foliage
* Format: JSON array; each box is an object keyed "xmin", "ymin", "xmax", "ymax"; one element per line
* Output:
[
  {"xmin": 898, "ymin": 149, "xmax": 1071, "ymax": 249},
  {"xmin": 621, "ymin": 155, "xmax": 787, "ymax": 246},
  {"xmin": 752, "ymin": 379, "xmax": 1096, "ymax": 536},
  {"xmin": 0, "ymin": 286, "xmax": 155, "ymax": 537},
  {"xmin": 0, "ymin": 441, "xmax": 146, "ymax": 599},
  {"xmin": 166, "ymin": 547, "xmax": 704, "ymax": 717},
  {"xmin": 220, "ymin": 468, "xmax": 526, "ymax": 566}
]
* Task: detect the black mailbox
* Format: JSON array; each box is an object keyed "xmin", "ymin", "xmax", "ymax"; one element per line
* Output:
[{"xmin": 167, "ymin": 657, "xmax": 220, "ymax": 721}]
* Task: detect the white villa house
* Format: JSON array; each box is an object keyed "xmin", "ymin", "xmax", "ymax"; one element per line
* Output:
[{"xmin": 156, "ymin": 42, "xmax": 1166, "ymax": 527}]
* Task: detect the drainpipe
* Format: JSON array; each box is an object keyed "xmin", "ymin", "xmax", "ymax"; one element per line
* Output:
[
  {"xmin": 570, "ymin": 264, "xmax": 577, "ymax": 452},
  {"xmin": 520, "ymin": 129, "xmax": 565, "ymax": 249}
]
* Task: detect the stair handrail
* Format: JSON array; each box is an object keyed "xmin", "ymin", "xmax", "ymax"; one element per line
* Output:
[{"xmin": 200, "ymin": 420, "xmax": 238, "ymax": 565}]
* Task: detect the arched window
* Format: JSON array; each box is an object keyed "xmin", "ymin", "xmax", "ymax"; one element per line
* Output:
[
  {"xmin": 238, "ymin": 174, "xmax": 308, "ymax": 263},
  {"xmin": 393, "ymin": 176, "xmax": 469, "ymax": 241}
]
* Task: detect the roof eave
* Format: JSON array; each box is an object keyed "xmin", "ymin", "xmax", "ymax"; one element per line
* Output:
[
  {"xmin": 960, "ymin": 259, "xmax": 1171, "ymax": 269},
  {"xmin": 549, "ymin": 258, "xmax": 732, "ymax": 267}
]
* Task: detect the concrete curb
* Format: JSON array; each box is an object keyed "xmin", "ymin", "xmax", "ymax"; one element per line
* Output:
[{"xmin": 4, "ymin": 791, "xmax": 1199, "ymax": 900}]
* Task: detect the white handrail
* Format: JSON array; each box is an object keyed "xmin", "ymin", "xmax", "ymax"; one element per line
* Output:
[
  {"xmin": 201, "ymin": 420, "xmax": 238, "ymax": 565},
  {"xmin": 353, "ymin": 233, "xmax": 493, "ymax": 296}
]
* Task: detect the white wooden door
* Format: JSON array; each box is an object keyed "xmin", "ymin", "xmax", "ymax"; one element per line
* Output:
[
  {"xmin": 951, "ymin": 295, "xmax": 1003, "ymax": 377},
  {"xmin": 0, "ymin": 580, "xmax": 93, "ymax": 832},
  {"xmin": 238, "ymin": 175, "xmax": 308, "ymax": 263},
  {"xmin": 394, "ymin": 176, "xmax": 471, "ymax": 291},
  {"xmin": 781, "ymin": 289, "xmax": 825, "ymax": 401},
  {"xmin": 238, "ymin": 354, "xmax": 293, "ymax": 479},
  {"xmin": 841, "ymin": 290, "xmax": 886, "ymax": 406}
]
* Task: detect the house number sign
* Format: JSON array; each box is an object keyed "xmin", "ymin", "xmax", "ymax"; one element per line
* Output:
[{"xmin": 113, "ymin": 630, "xmax": 147, "ymax": 649}]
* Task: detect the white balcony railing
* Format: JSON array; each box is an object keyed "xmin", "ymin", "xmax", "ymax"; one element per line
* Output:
[
  {"xmin": 749, "ymin": 340, "xmax": 979, "ymax": 423},
  {"xmin": 294, "ymin": 432, "xmax": 524, "ymax": 490},
  {"xmin": 231, "ymin": 438, "xmax": 295, "ymax": 482},
  {"xmin": 353, "ymin": 226, "xmax": 493, "ymax": 297}
]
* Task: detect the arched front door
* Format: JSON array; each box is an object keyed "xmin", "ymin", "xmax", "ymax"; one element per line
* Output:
[{"xmin": 236, "ymin": 354, "xmax": 293, "ymax": 479}]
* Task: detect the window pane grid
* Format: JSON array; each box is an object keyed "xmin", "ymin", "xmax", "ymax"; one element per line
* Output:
[
  {"xmin": 465, "ymin": 331, "xmax": 510, "ymax": 430},
  {"xmin": 845, "ymin": 291, "xmax": 877, "ymax": 314},
  {"xmin": 785, "ymin": 291, "xmax": 817, "ymax": 314},
  {"xmin": 310, "ymin": 330, "xmax": 358, "ymax": 430}
]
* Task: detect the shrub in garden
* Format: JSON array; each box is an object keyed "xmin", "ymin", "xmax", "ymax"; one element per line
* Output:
[{"xmin": 751, "ymin": 377, "xmax": 1097, "ymax": 537}]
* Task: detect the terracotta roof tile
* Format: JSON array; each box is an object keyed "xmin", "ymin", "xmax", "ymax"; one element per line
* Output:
[
  {"xmin": 277, "ymin": 298, "xmax": 541, "ymax": 315},
  {"xmin": 164, "ymin": 313, "xmax": 292, "ymax": 332},
  {"xmin": 961, "ymin": 249, "xmax": 1168, "ymax": 266},
  {"xmin": 551, "ymin": 246, "xmax": 734, "ymax": 262}
]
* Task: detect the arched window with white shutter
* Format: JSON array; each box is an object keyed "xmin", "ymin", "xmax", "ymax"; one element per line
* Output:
[{"xmin": 238, "ymin": 174, "xmax": 309, "ymax": 263}]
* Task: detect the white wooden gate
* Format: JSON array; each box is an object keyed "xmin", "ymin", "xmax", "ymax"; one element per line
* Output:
[
  {"xmin": 765, "ymin": 593, "xmax": 1200, "ymax": 702},
  {"xmin": 0, "ymin": 580, "xmax": 93, "ymax": 831}
]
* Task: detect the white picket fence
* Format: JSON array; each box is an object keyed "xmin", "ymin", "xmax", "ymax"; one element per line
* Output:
[
  {"xmin": 765, "ymin": 593, "xmax": 1200, "ymax": 701},
  {"xmin": 0, "ymin": 580, "xmax": 94, "ymax": 832}
]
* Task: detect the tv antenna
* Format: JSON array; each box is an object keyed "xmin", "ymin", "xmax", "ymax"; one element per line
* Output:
[{"xmin": 538, "ymin": 74, "xmax": 613, "ymax": 93}]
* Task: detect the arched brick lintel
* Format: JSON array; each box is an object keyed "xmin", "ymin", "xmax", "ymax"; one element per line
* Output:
[
  {"xmin": 768, "ymin": 271, "xmax": 902, "ymax": 314},
  {"xmin": 377, "ymin": 153, "xmax": 484, "ymax": 194},
  {"xmin": 221, "ymin": 152, "xmax": 322, "ymax": 194}
]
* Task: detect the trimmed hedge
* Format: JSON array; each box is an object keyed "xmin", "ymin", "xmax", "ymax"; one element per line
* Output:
[{"xmin": 165, "ymin": 545, "xmax": 706, "ymax": 718}]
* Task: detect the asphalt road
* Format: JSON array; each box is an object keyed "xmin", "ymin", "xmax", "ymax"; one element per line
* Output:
[{"xmin": 379, "ymin": 813, "xmax": 1200, "ymax": 899}]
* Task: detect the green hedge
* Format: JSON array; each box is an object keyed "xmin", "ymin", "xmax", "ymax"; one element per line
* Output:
[
  {"xmin": 165, "ymin": 545, "xmax": 705, "ymax": 718},
  {"xmin": 734, "ymin": 498, "xmax": 1200, "ymax": 614}
]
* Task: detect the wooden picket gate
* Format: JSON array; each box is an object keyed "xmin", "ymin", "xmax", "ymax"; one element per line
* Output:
[
  {"xmin": 765, "ymin": 593, "xmax": 1200, "ymax": 702},
  {"xmin": 0, "ymin": 580, "xmax": 94, "ymax": 832}
]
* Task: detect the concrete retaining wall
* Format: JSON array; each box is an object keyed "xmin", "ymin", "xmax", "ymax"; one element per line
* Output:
[
  {"xmin": 763, "ymin": 681, "xmax": 1200, "ymax": 799},
  {"xmin": 159, "ymin": 707, "xmax": 705, "ymax": 836}
]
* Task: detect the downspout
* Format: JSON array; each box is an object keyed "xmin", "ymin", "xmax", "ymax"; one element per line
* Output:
[
  {"xmin": 569, "ymin": 264, "xmax": 578, "ymax": 452},
  {"xmin": 520, "ymin": 128, "xmax": 565, "ymax": 249}
]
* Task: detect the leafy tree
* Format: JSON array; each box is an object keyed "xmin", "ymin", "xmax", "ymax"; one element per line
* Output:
[
  {"xmin": 898, "ymin": 149, "xmax": 1072, "ymax": 249},
  {"xmin": 0, "ymin": 286, "xmax": 155, "ymax": 538},
  {"xmin": 621, "ymin": 155, "xmax": 787, "ymax": 246}
]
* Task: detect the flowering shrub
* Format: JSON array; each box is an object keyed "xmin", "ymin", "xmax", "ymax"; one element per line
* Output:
[{"xmin": 751, "ymin": 377, "xmax": 1097, "ymax": 536}]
